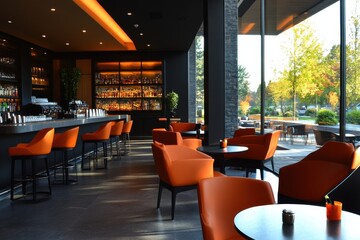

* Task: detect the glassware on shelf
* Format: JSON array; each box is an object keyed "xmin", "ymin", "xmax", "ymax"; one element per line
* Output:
[
  {"xmin": 95, "ymin": 72, "xmax": 120, "ymax": 85},
  {"xmin": 96, "ymin": 86, "xmax": 120, "ymax": 98},
  {"xmin": 120, "ymin": 71, "xmax": 141, "ymax": 84},
  {"xmin": 95, "ymin": 61, "xmax": 163, "ymax": 111}
]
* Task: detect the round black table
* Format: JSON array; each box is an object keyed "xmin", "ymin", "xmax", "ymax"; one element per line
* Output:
[
  {"xmin": 234, "ymin": 204, "xmax": 360, "ymax": 240},
  {"xmin": 197, "ymin": 145, "xmax": 248, "ymax": 174},
  {"xmin": 181, "ymin": 130, "xmax": 205, "ymax": 139}
]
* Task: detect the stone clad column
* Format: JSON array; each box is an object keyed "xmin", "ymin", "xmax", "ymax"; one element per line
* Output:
[{"xmin": 204, "ymin": 0, "xmax": 238, "ymax": 144}]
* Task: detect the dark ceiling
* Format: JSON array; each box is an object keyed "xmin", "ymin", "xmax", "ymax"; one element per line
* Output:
[{"xmin": 0, "ymin": 0, "xmax": 336, "ymax": 53}]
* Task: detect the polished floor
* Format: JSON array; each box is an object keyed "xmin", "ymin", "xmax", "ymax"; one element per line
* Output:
[{"xmin": 0, "ymin": 139, "xmax": 309, "ymax": 240}]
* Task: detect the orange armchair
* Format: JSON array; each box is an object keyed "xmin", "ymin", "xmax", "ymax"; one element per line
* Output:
[
  {"xmin": 278, "ymin": 141, "xmax": 360, "ymax": 204},
  {"xmin": 225, "ymin": 130, "xmax": 281, "ymax": 180},
  {"xmin": 233, "ymin": 127, "xmax": 256, "ymax": 137},
  {"xmin": 198, "ymin": 176, "xmax": 275, "ymax": 240},
  {"xmin": 151, "ymin": 141, "xmax": 216, "ymax": 220},
  {"xmin": 169, "ymin": 122, "xmax": 197, "ymax": 133},
  {"xmin": 152, "ymin": 128, "xmax": 202, "ymax": 150}
]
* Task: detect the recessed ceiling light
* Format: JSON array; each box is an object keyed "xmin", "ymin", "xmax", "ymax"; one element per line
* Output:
[
  {"xmin": 82, "ymin": 29, "xmax": 87, "ymax": 33},
  {"xmin": 50, "ymin": 8, "xmax": 56, "ymax": 12},
  {"xmin": 7, "ymin": 20, "xmax": 12, "ymax": 24},
  {"xmin": 140, "ymin": 33, "xmax": 143, "ymax": 36},
  {"xmin": 99, "ymin": 42, "xmax": 103, "ymax": 45},
  {"xmin": 134, "ymin": 24, "xmax": 139, "ymax": 28},
  {"xmin": 66, "ymin": 42, "xmax": 70, "ymax": 46},
  {"xmin": 147, "ymin": 44, "xmax": 151, "ymax": 47},
  {"xmin": 42, "ymin": 34, "xmax": 46, "ymax": 38},
  {"xmin": 127, "ymin": 12, "xmax": 132, "ymax": 16}
]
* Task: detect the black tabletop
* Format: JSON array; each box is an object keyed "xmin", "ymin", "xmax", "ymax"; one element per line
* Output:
[
  {"xmin": 197, "ymin": 145, "xmax": 248, "ymax": 155},
  {"xmin": 234, "ymin": 204, "xmax": 360, "ymax": 240}
]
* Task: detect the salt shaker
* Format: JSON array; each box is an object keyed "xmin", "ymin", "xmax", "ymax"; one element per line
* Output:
[{"xmin": 282, "ymin": 209, "xmax": 295, "ymax": 224}]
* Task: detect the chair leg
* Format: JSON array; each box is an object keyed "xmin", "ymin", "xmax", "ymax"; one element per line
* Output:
[
  {"xmin": 64, "ymin": 151, "xmax": 68, "ymax": 184},
  {"xmin": 10, "ymin": 158, "xmax": 15, "ymax": 200},
  {"xmin": 81, "ymin": 142, "xmax": 86, "ymax": 169},
  {"xmin": 32, "ymin": 158, "xmax": 36, "ymax": 201},
  {"xmin": 21, "ymin": 160, "xmax": 27, "ymax": 195},
  {"xmin": 45, "ymin": 157, "xmax": 52, "ymax": 195},
  {"xmin": 157, "ymin": 182, "xmax": 163, "ymax": 209},
  {"xmin": 171, "ymin": 189, "xmax": 177, "ymax": 220},
  {"xmin": 270, "ymin": 157, "xmax": 274, "ymax": 172},
  {"xmin": 103, "ymin": 141, "xmax": 108, "ymax": 168},
  {"xmin": 116, "ymin": 136, "xmax": 121, "ymax": 159},
  {"xmin": 260, "ymin": 168, "xmax": 264, "ymax": 180}
]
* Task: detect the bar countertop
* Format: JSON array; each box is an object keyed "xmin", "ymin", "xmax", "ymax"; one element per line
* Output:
[{"xmin": 0, "ymin": 114, "xmax": 130, "ymax": 134}]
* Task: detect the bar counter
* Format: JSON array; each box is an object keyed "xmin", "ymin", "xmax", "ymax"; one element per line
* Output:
[
  {"xmin": 0, "ymin": 114, "xmax": 130, "ymax": 134},
  {"xmin": 0, "ymin": 114, "xmax": 130, "ymax": 193}
]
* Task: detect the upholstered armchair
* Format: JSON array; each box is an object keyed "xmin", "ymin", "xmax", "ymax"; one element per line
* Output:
[
  {"xmin": 198, "ymin": 176, "xmax": 275, "ymax": 240},
  {"xmin": 169, "ymin": 122, "xmax": 197, "ymax": 133},
  {"xmin": 151, "ymin": 141, "xmax": 217, "ymax": 220},
  {"xmin": 152, "ymin": 128, "xmax": 202, "ymax": 150},
  {"xmin": 225, "ymin": 130, "xmax": 281, "ymax": 180},
  {"xmin": 278, "ymin": 141, "xmax": 360, "ymax": 205},
  {"xmin": 233, "ymin": 127, "xmax": 256, "ymax": 137}
]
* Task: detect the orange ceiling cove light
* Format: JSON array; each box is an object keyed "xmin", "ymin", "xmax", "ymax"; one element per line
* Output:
[{"xmin": 73, "ymin": 0, "xmax": 136, "ymax": 50}]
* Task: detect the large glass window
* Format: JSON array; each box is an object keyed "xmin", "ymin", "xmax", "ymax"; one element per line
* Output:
[
  {"xmin": 346, "ymin": 0, "xmax": 360, "ymax": 144},
  {"xmin": 238, "ymin": 0, "xmax": 261, "ymax": 130},
  {"xmin": 236, "ymin": 0, "xmax": 360, "ymax": 149}
]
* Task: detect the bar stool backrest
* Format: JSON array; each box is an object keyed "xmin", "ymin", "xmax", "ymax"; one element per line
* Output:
[
  {"xmin": 53, "ymin": 126, "xmax": 80, "ymax": 149},
  {"xmin": 9, "ymin": 128, "xmax": 55, "ymax": 156},
  {"xmin": 122, "ymin": 120, "xmax": 133, "ymax": 134},
  {"xmin": 110, "ymin": 121, "xmax": 124, "ymax": 136},
  {"xmin": 94, "ymin": 121, "xmax": 115, "ymax": 140}
]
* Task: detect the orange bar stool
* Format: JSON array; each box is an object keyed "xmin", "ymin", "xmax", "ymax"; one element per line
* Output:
[
  {"xmin": 110, "ymin": 120, "xmax": 124, "ymax": 159},
  {"xmin": 8, "ymin": 128, "xmax": 55, "ymax": 201},
  {"xmin": 81, "ymin": 121, "xmax": 115, "ymax": 170},
  {"xmin": 122, "ymin": 120, "xmax": 133, "ymax": 154},
  {"xmin": 52, "ymin": 126, "xmax": 80, "ymax": 184}
]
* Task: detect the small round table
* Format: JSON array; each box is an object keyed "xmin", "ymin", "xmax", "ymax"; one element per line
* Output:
[
  {"xmin": 181, "ymin": 130, "xmax": 205, "ymax": 139},
  {"xmin": 234, "ymin": 204, "xmax": 360, "ymax": 240},
  {"xmin": 197, "ymin": 145, "xmax": 248, "ymax": 174}
]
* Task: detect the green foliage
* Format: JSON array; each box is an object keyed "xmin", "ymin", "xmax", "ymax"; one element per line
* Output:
[
  {"xmin": 346, "ymin": 110, "xmax": 360, "ymax": 124},
  {"xmin": 283, "ymin": 111, "xmax": 294, "ymax": 117},
  {"xmin": 195, "ymin": 36, "xmax": 204, "ymax": 109},
  {"xmin": 61, "ymin": 67, "xmax": 81, "ymax": 101},
  {"xmin": 166, "ymin": 91, "xmax": 179, "ymax": 110},
  {"xmin": 316, "ymin": 109, "xmax": 338, "ymax": 125},
  {"xmin": 249, "ymin": 106, "xmax": 260, "ymax": 114},
  {"xmin": 305, "ymin": 107, "xmax": 317, "ymax": 117},
  {"xmin": 238, "ymin": 65, "xmax": 250, "ymax": 102}
]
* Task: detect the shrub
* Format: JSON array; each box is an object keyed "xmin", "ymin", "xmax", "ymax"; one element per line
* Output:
[
  {"xmin": 346, "ymin": 110, "xmax": 360, "ymax": 124},
  {"xmin": 305, "ymin": 107, "xmax": 317, "ymax": 117},
  {"xmin": 249, "ymin": 106, "xmax": 260, "ymax": 114},
  {"xmin": 316, "ymin": 109, "xmax": 338, "ymax": 125},
  {"xmin": 283, "ymin": 111, "xmax": 293, "ymax": 117}
]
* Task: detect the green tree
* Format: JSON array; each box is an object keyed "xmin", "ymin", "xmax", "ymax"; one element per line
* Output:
[
  {"xmin": 346, "ymin": 5, "xmax": 360, "ymax": 106},
  {"xmin": 322, "ymin": 45, "xmax": 341, "ymax": 108},
  {"xmin": 238, "ymin": 65, "xmax": 251, "ymax": 115},
  {"xmin": 195, "ymin": 36, "xmax": 204, "ymax": 111},
  {"xmin": 276, "ymin": 21, "xmax": 326, "ymax": 117},
  {"xmin": 238, "ymin": 65, "xmax": 250, "ymax": 102}
]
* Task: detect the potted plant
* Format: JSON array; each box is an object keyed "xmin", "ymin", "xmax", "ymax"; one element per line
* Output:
[
  {"xmin": 60, "ymin": 67, "xmax": 81, "ymax": 102},
  {"xmin": 166, "ymin": 91, "xmax": 179, "ymax": 117}
]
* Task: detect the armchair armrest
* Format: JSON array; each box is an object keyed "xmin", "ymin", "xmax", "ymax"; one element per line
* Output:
[{"xmin": 182, "ymin": 138, "xmax": 202, "ymax": 150}]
